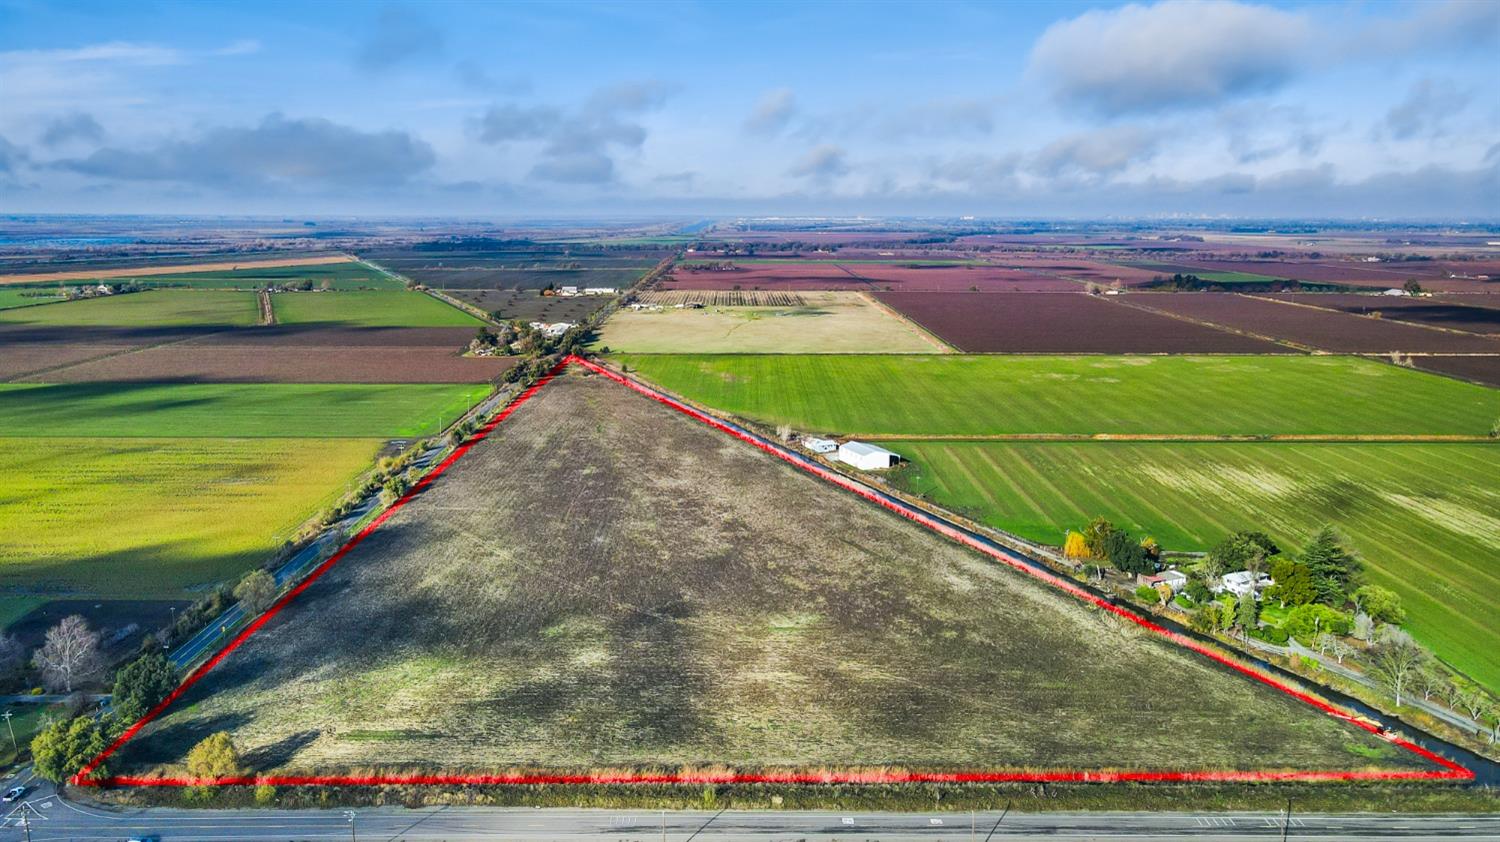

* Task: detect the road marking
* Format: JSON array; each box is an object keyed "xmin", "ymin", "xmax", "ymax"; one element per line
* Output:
[
  {"xmin": 930, "ymin": 817, "xmax": 944, "ymax": 825},
  {"xmin": 843, "ymin": 816, "xmax": 856, "ymax": 825}
]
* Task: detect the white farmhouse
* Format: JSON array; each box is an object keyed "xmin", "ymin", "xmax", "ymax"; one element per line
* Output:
[
  {"xmin": 1381, "ymin": 288, "xmax": 1408, "ymax": 296},
  {"xmin": 837, "ymin": 440, "xmax": 901, "ymax": 470},
  {"xmin": 1215, "ymin": 570, "xmax": 1273, "ymax": 599}
]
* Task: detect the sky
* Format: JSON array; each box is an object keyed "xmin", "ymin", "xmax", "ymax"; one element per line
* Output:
[{"xmin": 1, "ymin": 0, "xmax": 1498, "ymax": 219}]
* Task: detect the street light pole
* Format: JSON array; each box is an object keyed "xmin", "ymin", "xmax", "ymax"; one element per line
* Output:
[
  {"xmin": 345, "ymin": 809, "xmax": 357, "ymax": 842},
  {"xmin": 2, "ymin": 711, "xmax": 15, "ymax": 752}
]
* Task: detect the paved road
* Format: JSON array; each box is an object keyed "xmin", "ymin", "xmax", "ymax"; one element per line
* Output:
[{"xmin": 5, "ymin": 788, "xmax": 1499, "ymax": 842}]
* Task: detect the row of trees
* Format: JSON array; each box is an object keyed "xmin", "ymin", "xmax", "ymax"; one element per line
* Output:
[
  {"xmin": 30, "ymin": 648, "xmax": 181, "ymax": 782},
  {"xmin": 1063, "ymin": 517, "xmax": 1159, "ymax": 575}
]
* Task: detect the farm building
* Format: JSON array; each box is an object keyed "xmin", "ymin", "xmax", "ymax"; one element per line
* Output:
[
  {"xmin": 803, "ymin": 436, "xmax": 837, "ymax": 454},
  {"xmin": 837, "ymin": 440, "xmax": 901, "ymax": 470},
  {"xmin": 1215, "ymin": 570, "xmax": 1273, "ymax": 599},
  {"xmin": 1139, "ymin": 569, "xmax": 1188, "ymax": 594},
  {"xmin": 583, "ymin": 286, "xmax": 617, "ymax": 295},
  {"xmin": 529, "ymin": 321, "xmax": 576, "ymax": 338}
]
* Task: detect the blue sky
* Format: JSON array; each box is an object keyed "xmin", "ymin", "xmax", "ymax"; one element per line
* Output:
[{"xmin": 1, "ymin": 0, "xmax": 1497, "ymax": 217}]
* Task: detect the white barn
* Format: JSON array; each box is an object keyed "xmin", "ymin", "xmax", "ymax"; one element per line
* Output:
[
  {"xmin": 837, "ymin": 440, "xmax": 900, "ymax": 470},
  {"xmin": 803, "ymin": 436, "xmax": 838, "ymax": 454}
]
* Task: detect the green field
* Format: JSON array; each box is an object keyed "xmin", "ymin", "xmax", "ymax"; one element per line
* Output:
[
  {"xmin": 271, "ymin": 290, "xmax": 481, "ymax": 326},
  {"xmin": 1196, "ymin": 271, "xmax": 1287, "ymax": 284},
  {"xmin": 0, "ymin": 437, "xmax": 383, "ymax": 598},
  {"xmin": 120, "ymin": 262, "xmax": 401, "ymax": 290},
  {"xmin": 0, "ymin": 382, "xmax": 488, "ymax": 438},
  {"xmin": 885, "ymin": 441, "xmax": 1500, "ymax": 692},
  {"xmin": 614, "ymin": 354, "xmax": 1500, "ymax": 437},
  {"xmin": 0, "ymin": 289, "xmax": 64, "ymax": 310},
  {"xmin": 0, "ymin": 289, "xmax": 258, "ymax": 327}
]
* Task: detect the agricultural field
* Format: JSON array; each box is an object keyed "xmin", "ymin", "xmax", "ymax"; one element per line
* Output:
[
  {"xmin": 270, "ymin": 290, "xmax": 482, "ymax": 327},
  {"xmin": 1258, "ymin": 294, "xmax": 1500, "ymax": 335},
  {"xmin": 874, "ymin": 292, "xmax": 1285, "ymax": 353},
  {"xmin": 0, "ymin": 254, "xmax": 356, "ymax": 284},
  {"xmin": 612, "ymin": 354, "xmax": 1500, "ymax": 437},
  {"xmin": 1129, "ymin": 294, "xmax": 1500, "ymax": 353},
  {"xmin": 111, "ymin": 261, "xmax": 401, "ymax": 290},
  {"xmin": 0, "ymin": 289, "xmax": 259, "ymax": 328},
  {"xmin": 0, "ymin": 288, "xmax": 64, "ymax": 310},
  {"xmin": 0, "ymin": 382, "xmax": 488, "ymax": 437},
  {"xmin": 1165, "ymin": 260, "xmax": 1500, "ymax": 293},
  {"xmin": 0, "ymin": 437, "xmax": 383, "ymax": 602},
  {"xmin": 118, "ymin": 371, "xmax": 1418, "ymax": 777},
  {"xmin": 595, "ymin": 292, "xmax": 947, "ymax": 354},
  {"xmin": 1409, "ymin": 355, "xmax": 1500, "ymax": 389},
  {"xmin": 884, "ymin": 441, "xmax": 1500, "ymax": 692},
  {"xmin": 446, "ymin": 288, "xmax": 611, "ymax": 323}
]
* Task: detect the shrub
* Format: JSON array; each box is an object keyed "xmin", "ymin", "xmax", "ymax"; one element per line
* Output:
[
  {"xmin": 186, "ymin": 731, "xmax": 245, "ymax": 781},
  {"xmin": 1062, "ymin": 531, "xmax": 1090, "ymax": 559},
  {"xmin": 1134, "ymin": 585, "xmax": 1161, "ymax": 604},
  {"xmin": 233, "ymin": 569, "xmax": 278, "ymax": 615}
]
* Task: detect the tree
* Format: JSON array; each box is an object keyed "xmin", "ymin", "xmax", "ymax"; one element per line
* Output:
[
  {"xmin": 1205, "ymin": 531, "xmax": 1279, "ymax": 578},
  {"xmin": 1191, "ymin": 602, "xmax": 1226, "ymax": 634},
  {"xmin": 1134, "ymin": 584, "xmax": 1162, "ymax": 604},
  {"xmin": 1081, "ymin": 517, "xmax": 1117, "ymax": 560},
  {"xmin": 1265, "ymin": 559, "xmax": 1316, "ymax": 607},
  {"xmin": 1403, "ymin": 279, "xmax": 1423, "ymax": 295},
  {"xmin": 1414, "ymin": 665, "xmax": 1451, "ymax": 705},
  {"xmin": 1368, "ymin": 629, "xmax": 1426, "ymax": 707},
  {"xmin": 112, "ymin": 650, "xmax": 180, "ymax": 726},
  {"xmin": 1236, "ymin": 590, "xmax": 1260, "ymax": 635},
  {"xmin": 1354, "ymin": 584, "xmax": 1405, "ymax": 625},
  {"xmin": 34, "ymin": 615, "xmax": 102, "ymax": 693},
  {"xmin": 31, "ymin": 716, "xmax": 108, "ymax": 783},
  {"xmin": 1352, "ymin": 611, "xmax": 1375, "ymax": 641},
  {"xmin": 1184, "ymin": 578, "xmax": 1213, "ymax": 605},
  {"xmin": 1302, "ymin": 526, "xmax": 1362, "ymax": 606},
  {"xmin": 0, "ymin": 632, "xmax": 25, "ymax": 674},
  {"xmin": 1103, "ymin": 528, "xmax": 1153, "ymax": 575},
  {"xmin": 186, "ymin": 731, "xmax": 246, "ymax": 781},
  {"xmin": 234, "ymin": 570, "xmax": 278, "ymax": 615},
  {"xmin": 1062, "ymin": 531, "xmax": 1090, "ymax": 560},
  {"xmin": 1283, "ymin": 603, "xmax": 1353, "ymax": 645}
]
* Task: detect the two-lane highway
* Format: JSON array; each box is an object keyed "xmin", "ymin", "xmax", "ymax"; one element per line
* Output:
[{"xmin": 5, "ymin": 792, "xmax": 1500, "ymax": 842}]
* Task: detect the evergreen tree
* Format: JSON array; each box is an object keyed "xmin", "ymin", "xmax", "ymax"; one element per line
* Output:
[{"xmin": 1302, "ymin": 526, "xmax": 1362, "ymax": 606}]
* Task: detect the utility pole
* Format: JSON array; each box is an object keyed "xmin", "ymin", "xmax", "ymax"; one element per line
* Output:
[
  {"xmin": 345, "ymin": 809, "xmax": 357, "ymax": 842},
  {"xmin": 1, "ymin": 711, "xmax": 15, "ymax": 752},
  {"xmin": 1280, "ymin": 797, "xmax": 1292, "ymax": 842}
]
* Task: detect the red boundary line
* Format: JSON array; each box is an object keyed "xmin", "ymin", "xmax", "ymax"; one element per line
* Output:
[{"xmin": 75, "ymin": 355, "xmax": 1473, "ymax": 787}]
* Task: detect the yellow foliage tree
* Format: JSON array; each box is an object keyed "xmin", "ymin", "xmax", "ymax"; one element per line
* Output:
[
  {"xmin": 186, "ymin": 731, "xmax": 245, "ymax": 781},
  {"xmin": 1063, "ymin": 531, "xmax": 1090, "ymax": 559}
]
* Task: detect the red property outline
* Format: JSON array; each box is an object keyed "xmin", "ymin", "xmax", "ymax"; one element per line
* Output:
[{"xmin": 76, "ymin": 354, "xmax": 1473, "ymax": 787}]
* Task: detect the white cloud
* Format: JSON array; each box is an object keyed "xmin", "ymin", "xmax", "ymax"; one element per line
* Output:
[
  {"xmin": 744, "ymin": 88, "xmax": 797, "ymax": 136},
  {"xmin": 1028, "ymin": 0, "xmax": 1312, "ymax": 115}
]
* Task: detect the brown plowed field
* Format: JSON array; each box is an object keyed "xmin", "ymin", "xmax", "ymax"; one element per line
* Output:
[
  {"xmin": 1258, "ymin": 294, "xmax": 1500, "ymax": 335},
  {"xmin": 663, "ymin": 264, "xmax": 870, "ymax": 290},
  {"xmin": 874, "ymin": 292, "xmax": 1287, "ymax": 353},
  {"xmin": 31, "ymin": 346, "xmax": 514, "ymax": 384},
  {"xmin": 666, "ymin": 263, "xmax": 1085, "ymax": 292},
  {"xmin": 1131, "ymin": 294, "xmax": 1500, "ymax": 353},
  {"xmin": 1409, "ymin": 355, "xmax": 1500, "ymax": 388}
]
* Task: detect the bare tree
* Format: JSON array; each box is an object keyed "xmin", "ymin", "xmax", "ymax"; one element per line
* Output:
[
  {"xmin": 33, "ymin": 615, "xmax": 102, "ymax": 693},
  {"xmin": 1415, "ymin": 666, "xmax": 1450, "ymax": 705},
  {"xmin": 1456, "ymin": 687, "xmax": 1488, "ymax": 723},
  {"xmin": 1368, "ymin": 629, "xmax": 1425, "ymax": 707},
  {"xmin": 0, "ymin": 633, "xmax": 25, "ymax": 674}
]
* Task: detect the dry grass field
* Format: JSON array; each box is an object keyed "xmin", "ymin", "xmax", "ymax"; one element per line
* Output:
[
  {"xmin": 592, "ymin": 291, "xmax": 948, "ymax": 353},
  {"xmin": 121, "ymin": 370, "xmax": 1417, "ymax": 778}
]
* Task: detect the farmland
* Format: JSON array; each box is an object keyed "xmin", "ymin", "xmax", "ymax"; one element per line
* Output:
[
  {"xmin": 595, "ymin": 292, "xmax": 947, "ymax": 354},
  {"xmin": 446, "ymin": 288, "xmax": 611, "ymax": 323},
  {"xmin": 109, "ymin": 261, "xmax": 401, "ymax": 290},
  {"xmin": 0, "ymin": 382, "xmax": 488, "ymax": 437},
  {"xmin": 0, "ymin": 437, "xmax": 383, "ymax": 599},
  {"xmin": 1258, "ymin": 294, "xmax": 1500, "ymax": 335},
  {"xmin": 611, "ymin": 354, "xmax": 1500, "ymax": 437},
  {"xmin": 119, "ymin": 371, "xmax": 1416, "ymax": 777},
  {"xmin": 884, "ymin": 441, "xmax": 1500, "ymax": 692},
  {"xmin": 1409, "ymin": 355, "xmax": 1500, "ymax": 388},
  {"xmin": 270, "ymin": 290, "xmax": 482, "ymax": 327},
  {"xmin": 1129, "ymin": 294, "xmax": 1500, "ymax": 352},
  {"xmin": 0, "ymin": 289, "xmax": 259, "ymax": 327},
  {"xmin": 0, "ymin": 289, "xmax": 64, "ymax": 310},
  {"xmin": 874, "ymin": 292, "xmax": 1286, "ymax": 353}
]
